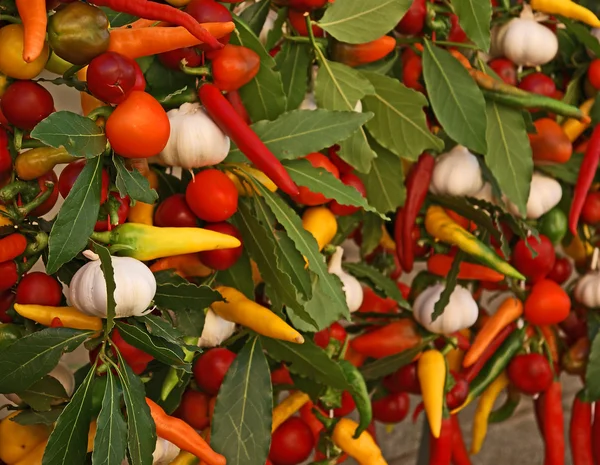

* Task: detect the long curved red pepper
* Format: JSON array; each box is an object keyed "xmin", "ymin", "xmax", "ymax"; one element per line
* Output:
[
  {"xmin": 427, "ymin": 254, "xmax": 505, "ymax": 282},
  {"xmin": 91, "ymin": 0, "xmax": 222, "ymax": 50},
  {"xmin": 570, "ymin": 396, "xmax": 593, "ymax": 465},
  {"xmin": 462, "ymin": 323, "xmax": 516, "ymax": 383},
  {"xmin": 450, "ymin": 415, "xmax": 471, "ymax": 465},
  {"xmin": 199, "ymin": 83, "xmax": 299, "ymax": 197},
  {"xmin": 541, "ymin": 381, "xmax": 565, "ymax": 465},
  {"xmin": 430, "ymin": 416, "xmax": 452, "ymax": 465},
  {"xmin": 569, "ymin": 124, "xmax": 600, "ymax": 235},
  {"xmin": 225, "ymin": 90, "xmax": 251, "ymax": 125},
  {"xmin": 592, "ymin": 402, "xmax": 600, "ymax": 463}
]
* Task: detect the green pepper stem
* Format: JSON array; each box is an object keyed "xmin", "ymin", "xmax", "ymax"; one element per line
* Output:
[
  {"xmin": 20, "ymin": 139, "xmax": 47, "ymax": 149},
  {"xmin": 0, "ymin": 15, "xmax": 21, "ymax": 24},
  {"xmin": 90, "ymin": 230, "xmax": 112, "ymax": 244},
  {"xmin": 18, "ymin": 253, "xmax": 41, "ymax": 274},
  {"xmin": 18, "ymin": 183, "xmax": 54, "ymax": 217},
  {"xmin": 87, "ymin": 105, "xmax": 114, "ymax": 122},
  {"xmin": 24, "ymin": 231, "xmax": 49, "ymax": 256},
  {"xmin": 63, "ymin": 64, "xmax": 85, "ymax": 80},
  {"xmin": 0, "ymin": 180, "xmax": 38, "ymax": 202},
  {"xmin": 179, "ymin": 63, "xmax": 211, "ymax": 76}
]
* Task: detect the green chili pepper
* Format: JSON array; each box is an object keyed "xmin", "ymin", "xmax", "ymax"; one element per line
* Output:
[
  {"xmin": 489, "ymin": 389, "xmax": 521, "ymax": 423},
  {"xmin": 161, "ymin": 337, "xmax": 197, "ymax": 401},
  {"xmin": 339, "ymin": 360, "xmax": 372, "ymax": 438}
]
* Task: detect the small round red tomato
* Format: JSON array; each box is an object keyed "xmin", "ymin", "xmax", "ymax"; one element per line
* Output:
[
  {"xmin": 507, "ymin": 353, "xmax": 553, "ymax": 395},
  {"xmin": 159, "ymin": 47, "xmax": 203, "ymax": 70},
  {"xmin": 186, "ymin": 169, "xmax": 238, "ymax": 222},
  {"xmin": 110, "ymin": 327, "xmax": 154, "ymax": 375},
  {"xmin": 488, "ymin": 58, "xmax": 517, "ymax": 86},
  {"xmin": 0, "ymin": 290, "xmax": 15, "ymax": 323},
  {"xmin": 314, "ymin": 322, "xmax": 347, "ymax": 348},
  {"xmin": 328, "ymin": 146, "xmax": 352, "ymax": 174},
  {"xmin": 329, "ymin": 173, "xmax": 367, "ymax": 216},
  {"xmin": 288, "ymin": 10, "xmax": 324, "ymax": 37},
  {"xmin": 28, "ymin": 170, "xmax": 60, "ymax": 217},
  {"xmin": 547, "ymin": 256, "xmax": 572, "ymax": 285},
  {"xmin": 269, "ymin": 417, "xmax": 315, "ymax": 465},
  {"xmin": 512, "ymin": 235, "xmax": 556, "ymax": 283},
  {"xmin": 193, "ymin": 347, "xmax": 236, "ymax": 395},
  {"xmin": 588, "ymin": 59, "xmax": 600, "ymax": 90},
  {"xmin": 292, "ymin": 153, "xmax": 340, "ymax": 206},
  {"xmin": 94, "ymin": 192, "xmax": 130, "ymax": 232},
  {"xmin": 382, "ymin": 361, "xmax": 420, "ymax": 394},
  {"xmin": 372, "ymin": 392, "xmax": 409, "ymax": 423},
  {"xmin": 395, "ymin": 0, "xmax": 426, "ymax": 35},
  {"xmin": 211, "ymin": 45, "xmax": 261, "ymax": 92},
  {"xmin": 1, "ymin": 81, "xmax": 54, "ymax": 130},
  {"xmin": 106, "ymin": 91, "xmax": 170, "ymax": 159},
  {"xmin": 445, "ymin": 372, "xmax": 469, "ymax": 410},
  {"xmin": 87, "ymin": 52, "xmax": 138, "ymax": 104},
  {"xmin": 186, "ymin": 0, "xmax": 232, "ymax": 50},
  {"xmin": 198, "ymin": 222, "xmax": 243, "ymax": 270},
  {"xmin": 524, "ymin": 279, "xmax": 571, "ymax": 325},
  {"xmin": 271, "ymin": 364, "xmax": 294, "ymax": 385},
  {"xmin": 16, "ymin": 272, "xmax": 62, "ymax": 306},
  {"xmin": 331, "ymin": 391, "xmax": 356, "ymax": 417},
  {"xmin": 518, "ymin": 73, "xmax": 556, "ymax": 97},
  {"xmin": 0, "ymin": 128, "xmax": 11, "ymax": 177},
  {"xmin": 581, "ymin": 192, "xmax": 600, "ymax": 225},
  {"xmin": 559, "ymin": 308, "xmax": 587, "ymax": 346},
  {"xmin": 176, "ymin": 390, "xmax": 210, "ymax": 430},
  {"xmin": 154, "ymin": 193, "xmax": 197, "ymax": 228},
  {"xmin": 58, "ymin": 159, "xmax": 109, "ymax": 202}
]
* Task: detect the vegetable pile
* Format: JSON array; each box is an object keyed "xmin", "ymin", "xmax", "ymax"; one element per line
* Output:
[{"xmin": 2, "ymin": 0, "xmax": 600, "ymax": 464}]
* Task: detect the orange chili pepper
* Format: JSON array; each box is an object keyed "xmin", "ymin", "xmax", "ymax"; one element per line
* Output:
[
  {"xmin": 150, "ymin": 253, "xmax": 213, "ymax": 278},
  {"xmin": 16, "ymin": 0, "xmax": 47, "ymax": 63},
  {"xmin": 0, "ymin": 233, "xmax": 27, "ymax": 263},
  {"xmin": 539, "ymin": 325, "xmax": 559, "ymax": 363},
  {"xmin": 427, "ymin": 254, "xmax": 505, "ymax": 282},
  {"xmin": 121, "ymin": 18, "xmax": 171, "ymax": 28}
]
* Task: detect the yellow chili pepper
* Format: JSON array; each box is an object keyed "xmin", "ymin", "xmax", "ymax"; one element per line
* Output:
[
  {"xmin": 302, "ymin": 207, "xmax": 337, "ymax": 252},
  {"xmin": 149, "ymin": 254, "xmax": 213, "ymax": 278},
  {"xmin": 531, "ymin": 0, "xmax": 600, "ymax": 27},
  {"xmin": 170, "ymin": 451, "xmax": 200, "ymax": 465},
  {"xmin": 14, "ymin": 304, "xmax": 103, "ymax": 330},
  {"xmin": 379, "ymin": 225, "xmax": 396, "ymax": 251},
  {"xmin": 226, "ymin": 164, "xmax": 278, "ymax": 196},
  {"xmin": 251, "ymin": 260, "xmax": 263, "ymax": 285},
  {"xmin": 563, "ymin": 227, "xmax": 594, "ymax": 264},
  {"xmin": 272, "ymin": 391, "xmax": 310, "ymax": 432},
  {"xmin": 211, "ymin": 286, "xmax": 304, "ymax": 344},
  {"xmin": 470, "ymin": 371, "xmax": 510, "ymax": 454},
  {"xmin": 446, "ymin": 346, "xmax": 464, "ymax": 373},
  {"xmin": 332, "ymin": 418, "xmax": 387, "ymax": 465},
  {"xmin": 128, "ymin": 169, "xmax": 159, "ymax": 226},
  {"xmin": 0, "ymin": 206, "xmax": 13, "ymax": 227},
  {"xmin": 0, "ymin": 73, "xmax": 8, "ymax": 98},
  {"xmin": 425, "ymin": 206, "xmax": 525, "ymax": 280},
  {"xmin": 417, "ymin": 350, "xmax": 446, "ymax": 438},
  {"xmin": 562, "ymin": 98, "xmax": 595, "ymax": 142},
  {"xmin": 0, "ymin": 412, "xmax": 51, "ymax": 464},
  {"xmin": 15, "ymin": 147, "xmax": 77, "ymax": 181}
]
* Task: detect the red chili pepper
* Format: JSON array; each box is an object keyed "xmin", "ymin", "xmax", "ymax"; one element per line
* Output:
[
  {"xmin": 0, "ymin": 234, "xmax": 27, "ymax": 263},
  {"xmin": 198, "ymin": 83, "xmax": 299, "ymax": 197},
  {"xmin": 330, "ymin": 36, "xmax": 397, "ymax": 68},
  {"xmin": 211, "ymin": 44, "xmax": 260, "ymax": 92},
  {"xmin": 50, "ymin": 317, "xmax": 64, "ymax": 328},
  {"xmin": 450, "ymin": 415, "xmax": 471, "ymax": 465},
  {"xmin": 299, "ymin": 401, "xmax": 324, "ymax": 441},
  {"xmin": 225, "ymin": 90, "xmax": 251, "ymax": 125},
  {"xmin": 350, "ymin": 320, "xmax": 421, "ymax": 359},
  {"xmin": 430, "ymin": 416, "xmax": 452, "ymax": 465},
  {"xmin": 570, "ymin": 395, "xmax": 593, "ymax": 465},
  {"xmin": 592, "ymin": 402, "xmax": 600, "ymax": 463},
  {"xmin": 462, "ymin": 323, "xmax": 516, "ymax": 383},
  {"xmin": 541, "ymin": 380, "xmax": 565, "ymax": 465},
  {"xmin": 91, "ymin": 0, "xmax": 222, "ymax": 50},
  {"xmin": 0, "ymin": 261, "xmax": 18, "ymax": 292},
  {"xmin": 395, "ymin": 153, "xmax": 435, "ymax": 272},
  {"xmin": 427, "ymin": 254, "xmax": 505, "ymax": 282},
  {"xmin": 569, "ymin": 125, "xmax": 600, "ymax": 235}
]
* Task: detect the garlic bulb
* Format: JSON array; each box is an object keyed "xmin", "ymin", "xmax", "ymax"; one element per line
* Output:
[
  {"xmin": 506, "ymin": 172, "xmax": 562, "ymax": 219},
  {"xmin": 120, "ymin": 438, "xmax": 180, "ymax": 465},
  {"xmin": 413, "ymin": 284, "xmax": 478, "ymax": 334},
  {"xmin": 198, "ymin": 309, "xmax": 236, "ymax": 348},
  {"xmin": 69, "ymin": 251, "xmax": 156, "ymax": 318},
  {"xmin": 328, "ymin": 246, "xmax": 363, "ymax": 313},
  {"xmin": 430, "ymin": 145, "xmax": 484, "ymax": 197},
  {"xmin": 496, "ymin": 17, "xmax": 558, "ymax": 67}
]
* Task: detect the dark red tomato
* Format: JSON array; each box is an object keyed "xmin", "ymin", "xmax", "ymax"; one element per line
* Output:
[
  {"xmin": 329, "ymin": 391, "xmax": 356, "ymax": 417},
  {"xmin": 547, "ymin": 256, "xmax": 572, "ymax": 285},
  {"xmin": 90, "ymin": 327, "xmax": 154, "ymax": 375},
  {"xmin": 274, "ymin": 0, "xmax": 327, "ymax": 11},
  {"xmin": 395, "ymin": 0, "xmax": 426, "ymax": 35},
  {"xmin": 186, "ymin": 169, "xmax": 238, "ymax": 222},
  {"xmin": 269, "ymin": 417, "xmax": 315, "ymax": 465},
  {"xmin": 271, "ymin": 364, "xmax": 294, "ymax": 385},
  {"xmin": 445, "ymin": 372, "xmax": 469, "ymax": 410},
  {"xmin": 518, "ymin": 73, "xmax": 556, "ymax": 97},
  {"xmin": 328, "ymin": 146, "xmax": 353, "ymax": 174},
  {"xmin": 581, "ymin": 192, "xmax": 600, "ymax": 225},
  {"xmin": 158, "ymin": 47, "xmax": 203, "ymax": 70},
  {"xmin": 512, "ymin": 235, "xmax": 556, "ymax": 283},
  {"xmin": 175, "ymin": 390, "xmax": 210, "ymax": 430},
  {"xmin": 193, "ymin": 347, "xmax": 236, "ymax": 395},
  {"xmin": 16, "ymin": 272, "xmax": 62, "ymax": 306},
  {"xmin": 489, "ymin": 58, "xmax": 517, "ymax": 86},
  {"xmin": 314, "ymin": 322, "xmax": 347, "ymax": 348},
  {"xmin": 292, "ymin": 153, "xmax": 340, "ymax": 206},
  {"xmin": 28, "ymin": 170, "xmax": 60, "ymax": 217},
  {"xmin": 186, "ymin": 0, "xmax": 232, "ymax": 50},
  {"xmin": 0, "ymin": 107, "xmax": 9, "ymax": 128},
  {"xmin": 1, "ymin": 81, "xmax": 54, "ymax": 130},
  {"xmin": 198, "ymin": 222, "xmax": 243, "ymax": 270},
  {"xmin": 448, "ymin": 14, "xmax": 468, "ymax": 43},
  {"xmin": 131, "ymin": 59, "xmax": 146, "ymax": 93},
  {"xmin": 154, "ymin": 193, "xmax": 197, "ymax": 228},
  {"xmin": 507, "ymin": 353, "xmax": 553, "ymax": 395},
  {"xmin": 588, "ymin": 59, "xmax": 600, "ymax": 90},
  {"xmin": 87, "ymin": 52, "xmax": 138, "ymax": 104},
  {"xmin": 58, "ymin": 159, "xmax": 109, "ymax": 202},
  {"xmin": 382, "ymin": 361, "xmax": 420, "ymax": 394},
  {"xmin": 0, "ymin": 290, "xmax": 14, "ymax": 323},
  {"xmin": 372, "ymin": 392, "xmax": 409, "ymax": 423},
  {"xmin": 524, "ymin": 279, "xmax": 571, "ymax": 325},
  {"xmin": 0, "ymin": 127, "xmax": 10, "ymax": 177},
  {"xmin": 288, "ymin": 10, "xmax": 324, "ymax": 37},
  {"xmin": 402, "ymin": 53, "xmax": 424, "ymax": 93},
  {"xmin": 559, "ymin": 308, "xmax": 587, "ymax": 346},
  {"xmin": 329, "ymin": 173, "xmax": 367, "ymax": 216},
  {"xmin": 94, "ymin": 192, "xmax": 130, "ymax": 231}
]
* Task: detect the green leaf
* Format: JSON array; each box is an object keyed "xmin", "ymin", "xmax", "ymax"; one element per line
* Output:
[
  {"xmin": 283, "ymin": 159, "xmax": 383, "ymax": 217},
  {"xmin": 227, "ymin": 109, "xmax": 373, "ymax": 163},
  {"xmin": 12, "ymin": 408, "xmax": 63, "ymax": 426},
  {"xmin": 360, "ymin": 337, "xmax": 436, "ymax": 380},
  {"xmin": 275, "ymin": 42, "xmax": 312, "ymax": 111},
  {"xmin": 154, "ymin": 283, "xmax": 223, "ymax": 312},
  {"xmin": 113, "ymin": 156, "xmax": 158, "ymax": 204},
  {"xmin": 145, "ymin": 57, "xmax": 196, "ymax": 95},
  {"xmin": 217, "ymin": 249, "xmax": 255, "ymax": 299},
  {"xmin": 99, "ymin": 7, "xmax": 137, "ymax": 27},
  {"xmin": 484, "ymin": 102, "xmax": 533, "ymax": 217},
  {"xmin": 361, "ymin": 71, "xmax": 443, "ymax": 160},
  {"xmin": 17, "ymin": 376, "xmax": 69, "ymax": 412},
  {"xmin": 138, "ymin": 315, "xmax": 184, "ymax": 346},
  {"xmin": 211, "ymin": 338, "xmax": 272, "ymax": 465},
  {"xmin": 95, "ymin": 243, "xmax": 117, "ymax": 336},
  {"xmin": 46, "ymin": 156, "xmax": 103, "ymax": 274},
  {"xmin": 42, "ymin": 367, "xmax": 95, "ymax": 465},
  {"xmin": 343, "ymin": 262, "xmax": 408, "ymax": 308},
  {"xmin": 562, "ymin": 18, "xmax": 600, "ymax": 58},
  {"xmin": 239, "ymin": 0, "xmax": 271, "ymax": 35},
  {"xmin": 432, "ymin": 251, "xmax": 464, "ymax": 321},
  {"xmin": 538, "ymin": 152, "xmax": 583, "ymax": 185},
  {"xmin": 171, "ymin": 308, "xmax": 206, "ymax": 338},
  {"xmin": 31, "ymin": 111, "xmax": 107, "ymax": 158},
  {"xmin": 0, "ymin": 328, "xmax": 92, "ymax": 393},
  {"xmin": 360, "ymin": 214, "xmax": 383, "ymax": 257},
  {"xmin": 422, "ymin": 41, "xmax": 487, "ymax": 154},
  {"xmin": 154, "ymin": 168, "xmax": 183, "ymax": 199},
  {"xmin": 585, "ymin": 330, "xmax": 600, "ymax": 400},
  {"xmin": 318, "ymin": 0, "xmax": 412, "ymax": 44},
  {"xmin": 332, "ymin": 211, "xmax": 365, "ymax": 246},
  {"xmin": 265, "ymin": 7, "xmax": 287, "ymax": 51},
  {"xmin": 451, "ymin": 0, "xmax": 492, "ymax": 51},
  {"xmin": 92, "ymin": 370, "xmax": 127, "ymax": 465}
]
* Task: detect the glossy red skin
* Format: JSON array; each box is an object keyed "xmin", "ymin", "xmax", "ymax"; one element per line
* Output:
[
  {"xmin": 193, "ymin": 348, "xmax": 236, "ymax": 395},
  {"xmin": 269, "ymin": 417, "xmax": 315, "ymax": 465},
  {"xmin": 211, "ymin": 45, "xmax": 261, "ymax": 92},
  {"xmin": 446, "ymin": 372, "xmax": 469, "ymax": 410},
  {"xmin": 382, "ymin": 361, "xmax": 420, "ymax": 394},
  {"xmin": 292, "ymin": 153, "xmax": 340, "ymax": 206},
  {"xmin": 131, "ymin": 60, "xmax": 146, "ymax": 93},
  {"xmin": 288, "ymin": 10, "xmax": 324, "ymax": 37},
  {"xmin": 94, "ymin": 192, "xmax": 130, "ymax": 232},
  {"xmin": 16, "ymin": 272, "xmax": 62, "ymax": 307},
  {"xmin": 507, "ymin": 353, "xmax": 553, "ymax": 395},
  {"xmin": 402, "ymin": 54, "xmax": 424, "ymax": 93},
  {"xmin": 448, "ymin": 14, "xmax": 468, "ymax": 43},
  {"xmin": 525, "ymin": 279, "xmax": 571, "ymax": 325},
  {"xmin": 588, "ymin": 59, "xmax": 600, "ymax": 90},
  {"xmin": 0, "ymin": 127, "xmax": 11, "ymax": 177},
  {"xmin": 512, "ymin": 235, "xmax": 556, "ymax": 283},
  {"xmin": 1, "ymin": 81, "xmax": 54, "ymax": 130},
  {"xmin": 185, "ymin": 0, "xmax": 232, "ymax": 50},
  {"xmin": 28, "ymin": 170, "xmax": 60, "ymax": 217},
  {"xmin": 271, "ymin": 364, "xmax": 294, "ymax": 385},
  {"xmin": 158, "ymin": 47, "xmax": 203, "ymax": 70},
  {"xmin": 547, "ymin": 256, "xmax": 572, "ymax": 285},
  {"xmin": 58, "ymin": 159, "xmax": 109, "ymax": 203},
  {"xmin": 582, "ymin": 192, "xmax": 600, "ymax": 225},
  {"xmin": 319, "ymin": 390, "xmax": 356, "ymax": 417},
  {"xmin": 275, "ymin": 0, "xmax": 327, "ymax": 11},
  {"xmin": 489, "ymin": 58, "xmax": 517, "ymax": 86},
  {"xmin": 0, "ymin": 290, "xmax": 14, "ymax": 323},
  {"xmin": 330, "ymin": 173, "xmax": 367, "ymax": 216},
  {"xmin": 518, "ymin": 73, "xmax": 557, "ymax": 97},
  {"xmin": 395, "ymin": 0, "xmax": 426, "ymax": 35},
  {"xmin": 358, "ymin": 286, "xmax": 397, "ymax": 314},
  {"xmin": 314, "ymin": 321, "xmax": 347, "ymax": 349},
  {"xmin": 372, "ymin": 392, "xmax": 409, "ymax": 423},
  {"xmin": 198, "ymin": 222, "xmax": 243, "ymax": 270},
  {"xmin": 328, "ymin": 146, "xmax": 353, "ymax": 174},
  {"xmin": 154, "ymin": 193, "xmax": 198, "ymax": 228},
  {"xmin": 186, "ymin": 169, "xmax": 239, "ymax": 222},
  {"xmin": 559, "ymin": 308, "xmax": 587, "ymax": 346},
  {"xmin": 176, "ymin": 390, "xmax": 210, "ymax": 430},
  {"xmin": 87, "ymin": 52, "xmax": 138, "ymax": 104},
  {"xmin": 90, "ymin": 327, "xmax": 154, "ymax": 375}
]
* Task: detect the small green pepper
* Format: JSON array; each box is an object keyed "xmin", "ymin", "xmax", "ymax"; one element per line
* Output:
[
  {"xmin": 339, "ymin": 360, "xmax": 372, "ymax": 438},
  {"xmin": 0, "ymin": 323, "xmax": 25, "ymax": 352},
  {"xmin": 538, "ymin": 208, "xmax": 568, "ymax": 245}
]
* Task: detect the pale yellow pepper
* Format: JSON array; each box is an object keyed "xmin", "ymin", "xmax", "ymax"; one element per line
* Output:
[
  {"xmin": 302, "ymin": 207, "xmax": 337, "ymax": 251},
  {"xmin": 272, "ymin": 392, "xmax": 310, "ymax": 432},
  {"xmin": 332, "ymin": 418, "xmax": 387, "ymax": 465},
  {"xmin": 471, "ymin": 371, "xmax": 510, "ymax": 454},
  {"xmin": 562, "ymin": 98, "xmax": 595, "ymax": 142}
]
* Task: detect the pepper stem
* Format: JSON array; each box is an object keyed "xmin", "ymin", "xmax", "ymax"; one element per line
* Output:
[
  {"xmin": 0, "ymin": 14, "xmax": 21, "ymax": 24},
  {"xmin": 179, "ymin": 63, "xmax": 211, "ymax": 76},
  {"xmin": 90, "ymin": 230, "xmax": 113, "ymax": 244},
  {"xmin": 18, "ymin": 183, "xmax": 54, "ymax": 217},
  {"xmin": 63, "ymin": 64, "xmax": 85, "ymax": 80},
  {"xmin": 24, "ymin": 231, "xmax": 49, "ymax": 256},
  {"xmin": 0, "ymin": 180, "xmax": 39, "ymax": 202},
  {"xmin": 87, "ymin": 105, "xmax": 114, "ymax": 122}
]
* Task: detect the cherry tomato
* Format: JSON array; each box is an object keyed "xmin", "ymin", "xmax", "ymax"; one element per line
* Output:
[
  {"xmin": 0, "ymin": 290, "xmax": 14, "ymax": 323},
  {"xmin": 445, "ymin": 372, "xmax": 469, "ymax": 410},
  {"xmin": 158, "ymin": 47, "xmax": 203, "ymax": 70},
  {"xmin": 0, "ymin": 127, "xmax": 11, "ymax": 181},
  {"xmin": 154, "ymin": 194, "xmax": 197, "ymax": 228},
  {"xmin": 528, "ymin": 118, "xmax": 572, "ymax": 164},
  {"xmin": 1, "ymin": 81, "xmax": 54, "ymax": 130},
  {"xmin": 547, "ymin": 256, "xmax": 572, "ymax": 285},
  {"xmin": 518, "ymin": 73, "xmax": 556, "ymax": 97},
  {"xmin": 288, "ymin": 10, "xmax": 324, "ymax": 37},
  {"xmin": 90, "ymin": 327, "xmax": 154, "ymax": 375},
  {"xmin": 193, "ymin": 347, "xmax": 236, "ymax": 395},
  {"xmin": 198, "ymin": 222, "xmax": 243, "ymax": 270},
  {"xmin": 87, "ymin": 52, "xmax": 138, "ymax": 104},
  {"xmin": 524, "ymin": 279, "xmax": 571, "ymax": 325},
  {"xmin": 175, "ymin": 390, "xmax": 210, "ymax": 430},
  {"xmin": 582, "ymin": 192, "xmax": 600, "ymax": 225},
  {"xmin": 106, "ymin": 91, "xmax": 170, "ymax": 159},
  {"xmin": 271, "ymin": 364, "xmax": 294, "ymax": 385},
  {"xmin": 94, "ymin": 192, "xmax": 130, "ymax": 232},
  {"xmin": 274, "ymin": 0, "xmax": 327, "ymax": 11},
  {"xmin": 329, "ymin": 173, "xmax": 367, "ymax": 216},
  {"xmin": 382, "ymin": 361, "xmax": 420, "ymax": 394},
  {"xmin": 395, "ymin": 0, "xmax": 426, "ymax": 35},
  {"xmin": 211, "ymin": 45, "xmax": 261, "ymax": 92},
  {"xmin": 58, "ymin": 159, "xmax": 109, "ymax": 202},
  {"xmin": 588, "ymin": 59, "xmax": 600, "ymax": 90},
  {"xmin": 16, "ymin": 272, "xmax": 62, "ymax": 306},
  {"xmin": 292, "ymin": 153, "xmax": 340, "ymax": 206},
  {"xmin": 507, "ymin": 353, "xmax": 553, "ymax": 395},
  {"xmin": 328, "ymin": 146, "xmax": 353, "ymax": 174},
  {"xmin": 327, "ymin": 391, "xmax": 356, "ymax": 417},
  {"xmin": 488, "ymin": 58, "xmax": 517, "ymax": 86},
  {"xmin": 372, "ymin": 392, "xmax": 409, "ymax": 423},
  {"xmin": 186, "ymin": 169, "xmax": 239, "ymax": 222},
  {"xmin": 512, "ymin": 235, "xmax": 556, "ymax": 283},
  {"xmin": 28, "ymin": 170, "xmax": 60, "ymax": 217},
  {"xmin": 185, "ymin": 0, "xmax": 232, "ymax": 51},
  {"xmin": 269, "ymin": 417, "xmax": 315, "ymax": 465},
  {"xmin": 314, "ymin": 322, "xmax": 347, "ymax": 349}
]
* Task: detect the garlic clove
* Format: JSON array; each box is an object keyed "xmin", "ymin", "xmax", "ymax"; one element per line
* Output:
[
  {"xmin": 328, "ymin": 246, "xmax": 364, "ymax": 313},
  {"xmin": 198, "ymin": 309, "xmax": 236, "ymax": 348}
]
